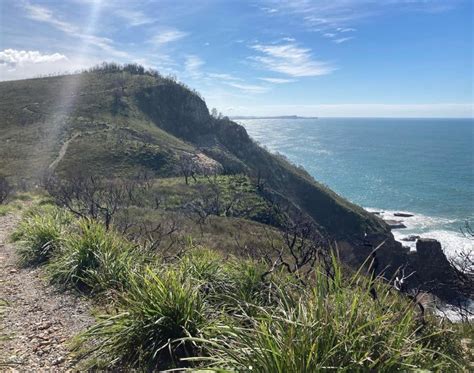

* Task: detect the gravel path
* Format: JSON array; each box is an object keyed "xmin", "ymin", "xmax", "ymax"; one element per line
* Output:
[{"xmin": 0, "ymin": 211, "xmax": 94, "ymax": 372}]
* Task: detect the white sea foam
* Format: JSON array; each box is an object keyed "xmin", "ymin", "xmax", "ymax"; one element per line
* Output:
[{"xmin": 364, "ymin": 208, "xmax": 472, "ymax": 258}]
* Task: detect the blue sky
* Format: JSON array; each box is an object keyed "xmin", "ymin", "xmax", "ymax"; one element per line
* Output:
[{"xmin": 0, "ymin": 0, "xmax": 472, "ymax": 117}]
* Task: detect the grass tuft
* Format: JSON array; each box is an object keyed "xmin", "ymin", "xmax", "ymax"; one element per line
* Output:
[
  {"xmin": 77, "ymin": 267, "xmax": 210, "ymax": 370},
  {"xmin": 48, "ymin": 218, "xmax": 139, "ymax": 293},
  {"xmin": 13, "ymin": 205, "xmax": 71, "ymax": 266}
]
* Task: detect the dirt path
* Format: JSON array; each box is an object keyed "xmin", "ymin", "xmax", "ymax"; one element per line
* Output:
[
  {"xmin": 0, "ymin": 211, "xmax": 93, "ymax": 371},
  {"xmin": 48, "ymin": 133, "xmax": 80, "ymax": 171}
]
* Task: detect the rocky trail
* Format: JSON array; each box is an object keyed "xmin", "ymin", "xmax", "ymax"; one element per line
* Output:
[{"xmin": 0, "ymin": 212, "xmax": 93, "ymax": 372}]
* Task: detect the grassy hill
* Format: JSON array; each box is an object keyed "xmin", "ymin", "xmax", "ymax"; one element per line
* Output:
[{"xmin": 0, "ymin": 66, "xmax": 389, "ymax": 243}]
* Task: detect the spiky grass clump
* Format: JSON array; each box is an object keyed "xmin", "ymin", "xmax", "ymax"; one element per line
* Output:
[
  {"xmin": 178, "ymin": 248, "xmax": 230, "ymax": 289},
  {"xmin": 13, "ymin": 205, "xmax": 71, "ymax": 266},
  {"xmin": 193, "ymin": 262, "xmax": 464, "ymax": 372},
  {"xmin": 77, "ymin": 267, "xmax": 210, "ymax": 370},
  {"xmin": 48, "ymin": 218, "xmax": 139, "ymax": 293},
  {"xmin": 178, "ymin": 248, "xmax": 274, "ymax": 312}
]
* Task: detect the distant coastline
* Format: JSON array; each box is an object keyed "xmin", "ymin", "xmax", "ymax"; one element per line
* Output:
[{"xmin": 231, "ymin": 115, "xmax": 318, "ymax": 120}]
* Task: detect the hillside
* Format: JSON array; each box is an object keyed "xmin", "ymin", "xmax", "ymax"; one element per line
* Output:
[{"xmin": 2, "ymin": 65, "xmax": 456, "ymax": 292}]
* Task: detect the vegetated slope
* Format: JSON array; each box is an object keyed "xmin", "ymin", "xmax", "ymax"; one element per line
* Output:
[{"xmin": 0, "ymin": 68, "xmax": 395, "ymax": 255}]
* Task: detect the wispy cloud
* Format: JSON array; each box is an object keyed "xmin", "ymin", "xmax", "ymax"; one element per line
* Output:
[
  {"xmin": 208, "ymin": 73, "xmax": 242, "ymax": 81},
  {"xmin": 114, "ymin": 9, "xmax": 154, "ymax": 27},
  {"xmin": 263, "ymin": 0, "xmax": 457, "ymax": 40},
  {"xmin": 150, "ymin": 29, "xmax": 188, "ymax": 46},
  {"xmin": 259, "ymin": 77, "xmax": 295, "ymax": 84},
  {"xmin": 184, "ymin": 55, "xmax": 204, "ymax": 78},
  {"xmin": 226, "ymin": 82, "xmax": 269, "ymax": 94},
  {"xmin": 337, "ymin": 27, "xmax": 356, "ymax": 32},
  {"xmin": 250, "ymin": 43, "xmax": 335, "ymax": 77},
  {"xmin": 334, "ymin": 36, "xmax": 354, "ymax": 44},
  {"xmin": 22, "ymin": 2, "xmax": 128, "ymax": 59}
]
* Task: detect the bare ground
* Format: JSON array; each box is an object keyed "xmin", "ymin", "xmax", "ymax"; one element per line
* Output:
[{"xmin": 0, "ymin": 211, "xmax": 93, "ymax": 372}]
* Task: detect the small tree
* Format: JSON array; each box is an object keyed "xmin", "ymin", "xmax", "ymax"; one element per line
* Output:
[
  {"xmin": 178, "ymin": 154, "xmax": 196, "ymax": 185},
  {"xmin": 0, "ymin": 175, "xmax": 12, "ymax": 204}
]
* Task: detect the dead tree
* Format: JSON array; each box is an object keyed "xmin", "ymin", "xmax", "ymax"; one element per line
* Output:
[
  {"xmin": 261, "ymin": 209, "xmax": 328, "ymax": 283},
  {"xmin": 44, "ymin": 173, "xmax": 141, "ymax": 230},
  {"xmin": 179, "ymin": 154, "xmax": 196, "ymax": 185},
  {"xmin": 0, "ymin": 175, "xmax": 12, "ymax": 204}
]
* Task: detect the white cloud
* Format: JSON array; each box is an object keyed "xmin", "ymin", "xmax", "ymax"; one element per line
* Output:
[
  {"xmin": 208, "ymin": 73, "xmax": 242, "ymax": 81},
  {"xmin": 250, "ymin": 43, "xmax": 335, "ymax": 77},
  {"xmin": 0, "ymin": 49, "xmax": 95, "ymax": 81},
  {"xmin": 334, "ymin": 37, "xmax": 354, "ymax": 44},
  {"xmin": 226, "ymin": 82, "xmax": 269, "ymax": 94},
  {"xmin": 261, "ymin": 7, "xmax": 278, "ymax": 14},
  {"xmin": 259, "ymin": 77, "xmax": 295, "ymax": 84},
  {"xmin": 323, "ymin": 33, "xmax": 336, "ymax": 38},
  {"xmin": 23, "ymin": 3, "xmax": 76, "ymax": 34},
  {"xmin": 0, "ymin": 49, "xmax": 68, "ymax": 67},
  {"xmin": 184, "ymin": 55, "xmax": 204, "ymax": 78},
  {"xmin": 22, "ymin": 2, "xmax": 128, "ymax": 59},
  {"xmin": 337, "ymin": 27, "xmax": 356, "ymax": 32},
  {"xmin": 114, "ymin": 9, "xmax": 154, "ymax": 27},
  {"xmin": 151, "ymin": 29, "xmax": 188, "ymax": 46}
]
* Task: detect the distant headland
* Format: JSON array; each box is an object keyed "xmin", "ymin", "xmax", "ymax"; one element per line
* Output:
[{"xmin": 230, "ymin": 115, "xmax": 318, "ymax": 120}]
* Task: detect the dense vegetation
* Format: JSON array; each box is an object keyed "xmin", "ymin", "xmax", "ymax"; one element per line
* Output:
[{"xmin": 9, "ymin": 199, "xmax": 470, "ymax": 371}]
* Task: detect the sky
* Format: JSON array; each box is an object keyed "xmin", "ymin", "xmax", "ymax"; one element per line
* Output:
[{"xmin": 0, "ymin": 0, "xmax": 472, "ymax": 117}]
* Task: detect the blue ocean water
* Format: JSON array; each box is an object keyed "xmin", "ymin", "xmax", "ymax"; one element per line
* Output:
[{"xmin": 239, "ymin": 118, "xmax": 474, "ymax": 256}]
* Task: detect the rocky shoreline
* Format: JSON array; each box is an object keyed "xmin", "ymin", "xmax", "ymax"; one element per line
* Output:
[{"xmin": 366, "ymin": 209, "xmax": 473, "ymax": 319}]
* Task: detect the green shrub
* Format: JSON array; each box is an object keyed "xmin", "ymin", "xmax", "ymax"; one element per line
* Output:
[
  {"xmin": 48, "ymin": 218, "xmax": 139, "ymax": 293},
  {"xmin": 77, "ymin": 267, "xmax": 210, "ymax": 370},
  {"xmin": 189, "ymin": 262, "xmax": 464, "ymax": 372},
  {"xmin": 13, "ymin": 206, "xmax": 71, "ymax": 266}
]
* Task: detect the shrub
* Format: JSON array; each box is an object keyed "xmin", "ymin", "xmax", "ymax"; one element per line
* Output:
[
  {"xmin": 14, "ymin": 206, "xmax": 71, "ymax": 266},
  {"xmin": 48, "ymin": 218, "xmax": 139, "ymax": 293},
  {"xmin": 77, "ymin": 267, "xmax": 210, "ymax": 370},
  {"xmin": 190, "ymin": 262, "xmax": 465, "ymax": 371}
]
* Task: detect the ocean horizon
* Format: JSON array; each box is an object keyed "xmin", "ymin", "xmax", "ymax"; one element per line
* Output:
[{"xmin": 239, "ymin": 117, "xmax": 474, "ymax": 257}]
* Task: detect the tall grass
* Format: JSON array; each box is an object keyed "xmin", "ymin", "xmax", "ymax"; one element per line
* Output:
[
  {"xmin": 48, "ymin": 218, "xmax": 140, "ymax": 293},
  {"xmin": 11, "ymin": 203, "xmax": 467, "ymax": 370},
  {"xmin": 77, "ymin": 267, "xmax": 210, "ymax": 370},
  {"xmin": 12, "ymin": 205, "xmax": 71, "ymax": 266},
  {"xmin": 188, "ymin": 262, "xmax": 465, "ymax": 372}
]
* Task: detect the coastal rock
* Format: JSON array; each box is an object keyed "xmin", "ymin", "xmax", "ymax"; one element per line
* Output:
[
  {"xmin": 407, "ymin": 238, "xmax": 464, "ymax": 302},
  {"xmin": 394, "ymin": 212, "xmax": 414, "ymax": 218},
  {"xmin": 385, "ymin": 219, "xmax": 407, "ymax": 229}
]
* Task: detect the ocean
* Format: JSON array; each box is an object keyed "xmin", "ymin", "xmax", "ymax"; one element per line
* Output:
[{"xmin": 238, "ymin": 117, "xmax": 474, "ymax": 257}]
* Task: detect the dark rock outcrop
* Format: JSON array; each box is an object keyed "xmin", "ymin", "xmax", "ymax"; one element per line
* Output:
[
  {"xmin": 394, "ymin": 212, "xmax": 414, "ymax": 217},
  {"xmin": 407, "ymin": 238, "xmax": 465, "ymax": 302}
]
